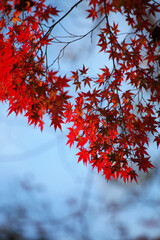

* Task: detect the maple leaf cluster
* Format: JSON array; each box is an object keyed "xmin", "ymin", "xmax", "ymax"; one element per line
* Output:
[
  {"xmin": 0, "ymin": 0, "xmax": 160, "ymax": 183},
  {"xmin": 0, "ymin": 0, "xmax": 70, "ymax": 132}
]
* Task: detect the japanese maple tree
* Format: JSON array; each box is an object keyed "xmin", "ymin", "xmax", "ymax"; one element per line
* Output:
[{"xmin": 0, "ymin": 0, "xmax": 160, "ymax": 183}]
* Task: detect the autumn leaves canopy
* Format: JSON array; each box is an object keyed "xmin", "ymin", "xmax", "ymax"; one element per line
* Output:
[
  {"xmin": 15, "ymin": 0, "xmax": 34, "ymax": 11},
  {"xmin": 0, "ymin": 0, "xmax": 160, "ymax": 183}
]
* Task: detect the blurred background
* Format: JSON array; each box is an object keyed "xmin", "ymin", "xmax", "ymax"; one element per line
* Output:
[{"xmin": 0, "ymin": 0, "xmax": 160, "ymax": 239}]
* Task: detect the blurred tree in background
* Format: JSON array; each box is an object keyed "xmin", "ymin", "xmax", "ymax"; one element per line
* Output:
[{"xmin": 0, "ymin": 172, "xmax": 160, "ymax": 240}]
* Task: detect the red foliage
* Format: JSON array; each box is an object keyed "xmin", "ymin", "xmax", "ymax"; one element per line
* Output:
[{"xmin": 0, "ymin": 0, "xmax": 160, "ymax": 183}]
